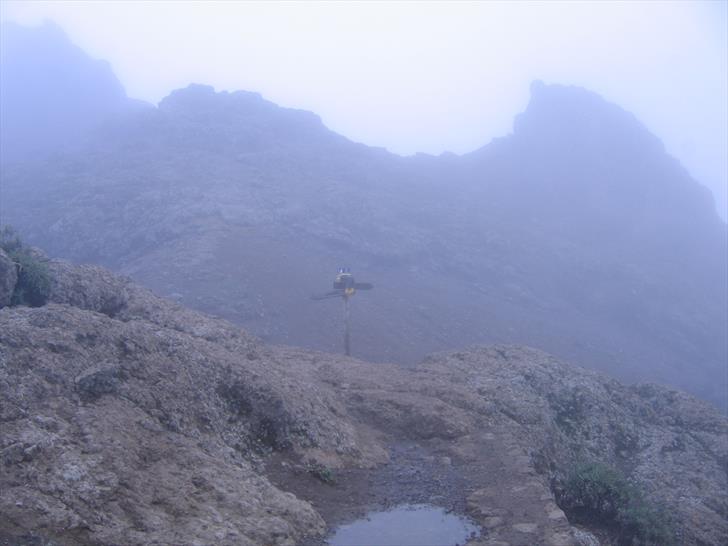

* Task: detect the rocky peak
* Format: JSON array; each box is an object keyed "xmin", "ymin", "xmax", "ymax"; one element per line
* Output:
[
  {"xmin": 0, "ymin": 20, "xmax": 114, "ymax": 72},
  {"xmin": 0, "ymin": 21, "xmax": 147, "ymax": 163},
  {"xmin": 513, "ymin": 81, "xmax": 665, "ymax": 159},
  {"xmin": 482, "ymin": 81, "xmax": 724, "ymax": 245},
  {"xmin": 158, "ymin": 83, "xmax": 260, "ymax": 115},
  {"xmin": 156, "ymin": 83, "xmax": 331, "ymax": 145}
]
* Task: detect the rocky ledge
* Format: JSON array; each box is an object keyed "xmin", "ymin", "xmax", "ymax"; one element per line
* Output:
[{"xmin": 1, "ymin": 254, "xmax": 726, "ymax": 545}]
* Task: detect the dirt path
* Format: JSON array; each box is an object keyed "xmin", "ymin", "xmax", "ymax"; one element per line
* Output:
[
  {"xmin": 265, "ymin": 426, "xmax": 579, "ymax": 546},
  {"xmin": 451, "ymin": 427, "xmax": 575, "ymax": 546},
  {"xmin": 267, "ymin": 439, "xmax": 470, "ymax": 546}
]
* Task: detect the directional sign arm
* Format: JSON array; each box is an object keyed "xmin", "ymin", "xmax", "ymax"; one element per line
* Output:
[{"xmin": 311, "ymin": 290, "xmax": 343, "ymax": 300}]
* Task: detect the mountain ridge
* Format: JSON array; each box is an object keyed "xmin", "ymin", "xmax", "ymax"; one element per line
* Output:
[{"xmin": 0, "ymin": 23, "xmax": 725, "ymax": 410}]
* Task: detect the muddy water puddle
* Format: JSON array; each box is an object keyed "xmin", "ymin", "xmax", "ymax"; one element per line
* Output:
[
  {"xmin": 326, "ymin": 503, "xmax": 480, "ymax": 546},
  {"xmin": 269, "ymin": 441, "xmax": 477, "ymax": 546}
]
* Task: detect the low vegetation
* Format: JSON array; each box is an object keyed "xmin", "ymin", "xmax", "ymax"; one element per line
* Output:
[
  {"xmin": 306, "ymin": 462, "xmax": 336, "ymax": 484},
  {"xmin": 1, "ymin": 225, "xmax": 51, "ymax": 307},
  {"xmin": 556, "ymin": 461, "xmax": 675, "ymax": 546}
]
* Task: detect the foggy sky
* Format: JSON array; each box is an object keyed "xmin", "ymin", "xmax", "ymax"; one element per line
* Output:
[{"xmin": 1, "ymin": 0, "xmax": 726, "ymax": 219}]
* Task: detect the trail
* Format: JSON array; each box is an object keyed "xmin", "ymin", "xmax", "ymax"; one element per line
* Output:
[{"xmin": 267, "ymin": 426, "xmax": 577, "ymax": 546}]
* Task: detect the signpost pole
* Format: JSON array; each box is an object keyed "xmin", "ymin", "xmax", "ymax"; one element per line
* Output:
[{"xmin": 343, "ymin": 295, "xmax": 351, "ymax": 356}]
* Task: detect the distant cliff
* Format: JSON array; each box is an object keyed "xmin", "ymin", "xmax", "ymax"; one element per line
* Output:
[
  {"xmin": 0, "ymin": 24, "xmax": 725, "ymax": 410},
  {"xmin": 0, "ymin": 21, "xmax": 149, "ymax": 164}
]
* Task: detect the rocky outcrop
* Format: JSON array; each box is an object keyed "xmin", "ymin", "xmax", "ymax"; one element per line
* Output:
[
  {"xmin": 1, "ymin": 259, "xmax": 726, "ymax": 545},
  {"xmin": 0, "ymin": 249, "xmax": 17, "ymax": 308},
  {"xmin": 420, "ymin": 348, "xmax": 728, "ymax": 545},
  {"xmin": 46, "ymin": 259, "xmax": 130, "ymax": 317}
]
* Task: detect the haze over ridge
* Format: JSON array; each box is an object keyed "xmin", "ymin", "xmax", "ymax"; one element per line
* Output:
[
  {"xmin": 1, "ymin": 0, "xmax": 726, "ymax": 219},
  {"xmin": 1, "ymin": 20, "xmax": 725, "ymax": 412}
]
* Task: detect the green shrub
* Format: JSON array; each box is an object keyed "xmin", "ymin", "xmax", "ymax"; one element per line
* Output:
[
  {"xmin": 1, "ymin": 225, "xmax": 52, "ymax": 307},
  {"xmin": 0, "ymin": 225, "xmax": 22, "ymax": 253},
  {"xmin": 618, "ymin": 500, "xmax": 675, "ymax": 546},
  {"xmin": 557, "ymin": 461, "xmax": 675, "ymax": 546},
  {"xmin": 306, "ymin": 462, "xmax": 335, "ymax": 484},
  {"xmin": 560, "ymin": 462, "xmax": 628, "ymax": 522}
]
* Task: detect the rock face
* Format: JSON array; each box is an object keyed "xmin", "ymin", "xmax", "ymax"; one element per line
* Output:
[
  {"xmin": 1, "ymin": 258, "xmax": 725, "ymax": 545},
  {"xmin": 0, "ymin": 249, "xmax": 17, "ymax": 308},
  {"xmin": 2, "ymin": 40, "xmax": 725, "ymax": 410}
]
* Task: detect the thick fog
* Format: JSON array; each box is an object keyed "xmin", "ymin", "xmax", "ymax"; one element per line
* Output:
[{"xmin": 1, "ymin": 0, "xmax": 726, "ymax": 218}]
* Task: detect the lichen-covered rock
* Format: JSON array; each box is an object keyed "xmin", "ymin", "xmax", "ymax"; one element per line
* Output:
[
  {"xmin": 415, "ymin": 347, "xmax": 728, "ymax": 546},
  {"xmin": 0, "ymin": 303, "xmax": 344, "ymax": 545},
  {"xmin": 46, "ymin": 258, "xmax": 260, "ymax": 351},
  {"xmin": 0, "ymin": 248, "xmax": 17, "ymax": 308},
  {"xmin": 47, "ymin": 259, "xmax": 130, "ymax": 317}
]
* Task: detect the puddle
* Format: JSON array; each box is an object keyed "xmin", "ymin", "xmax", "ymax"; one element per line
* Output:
[{"xmin": 326, "ymin": 504, "xmax": 481, "ymax": 546}]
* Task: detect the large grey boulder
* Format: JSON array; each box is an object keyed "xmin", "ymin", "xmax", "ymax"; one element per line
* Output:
[
  {"xmin": 0, "ymin": 248, "xmax": 17, "ymax": 308},
  {"xmin": 47, "ymin": 259, "xmax": 130, "ymax": 317}
]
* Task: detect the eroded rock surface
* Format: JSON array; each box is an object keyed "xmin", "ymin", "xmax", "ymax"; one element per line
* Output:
[{"xmin": 1, "ymin": 259, "xmax": 726, "ymax": 545}]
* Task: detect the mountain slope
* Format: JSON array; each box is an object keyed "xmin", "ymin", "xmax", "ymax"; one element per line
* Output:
[{"xmin": 0, "ymin": 26, "xmax": 725, "ymax": 409}]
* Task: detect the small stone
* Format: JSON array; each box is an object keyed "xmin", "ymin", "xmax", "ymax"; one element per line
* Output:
[
  {"xmin": 573, "ymin": 529, "xmax": 600, "ymax": 546},
  {"xmin": 483, "ymin": 516, "xmax": 504, "ymax": 528},
  {"xmin": 2, "ymin": 444, "xmax": 26, "ymax": 465},
  {"xmin": 62, "ymin": 464, "xmax": 84, "ymax": 482},
  {"xmin": 547, "ymin": 508, "xmax": 566, "ymax": 521},
  {"xmin": 512, "ymin": 522, "xmax": 538, "ymax": 533},
  {"xmin": 547, "ymin": 531, "xmax": 575, "ymax": 546}
]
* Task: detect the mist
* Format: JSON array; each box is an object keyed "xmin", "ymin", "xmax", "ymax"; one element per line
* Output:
[
  {"xmin": 2, "ymin": 0, "xmax": 726, "ymax": 218},
  {"xmin": 1, "ymin": 3, "xmax": 727, "ymax": 546}
]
